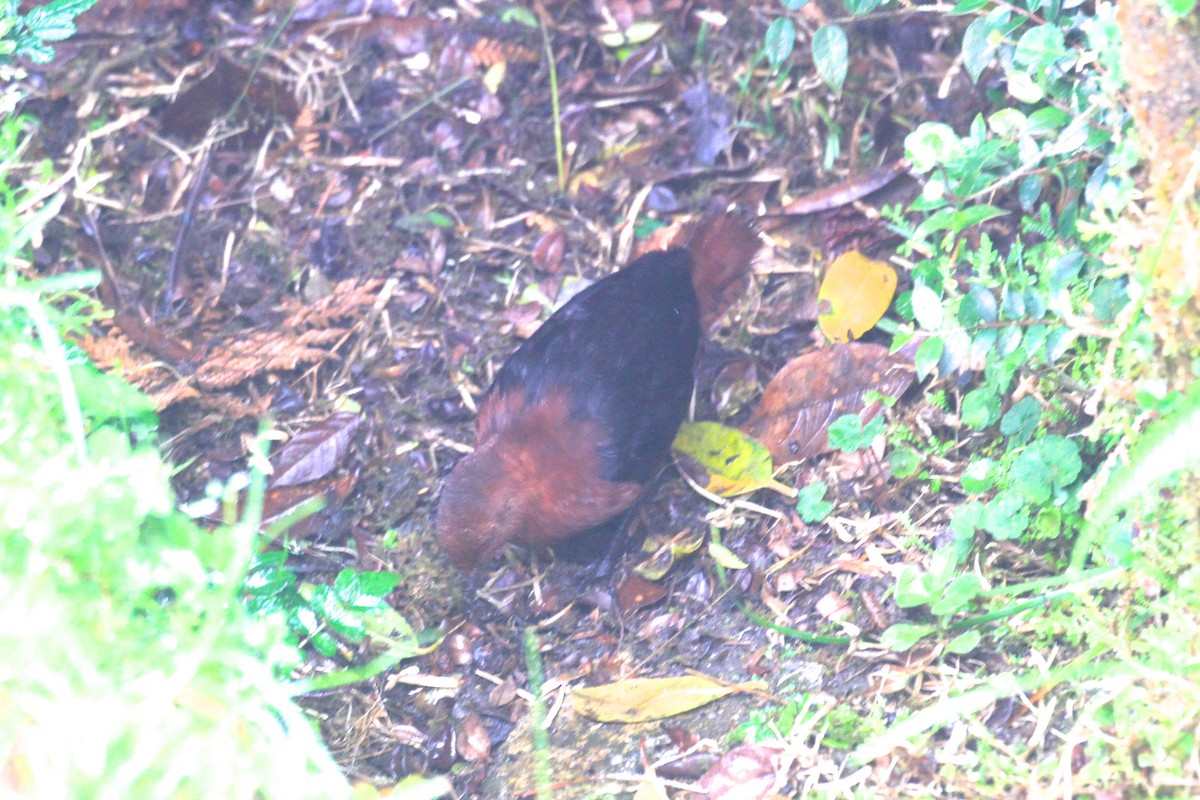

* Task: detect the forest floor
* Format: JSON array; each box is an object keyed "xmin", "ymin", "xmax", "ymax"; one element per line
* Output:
[{"xmin": 22, "ymin": 1, "xmax": 1103, "ymax": 796}]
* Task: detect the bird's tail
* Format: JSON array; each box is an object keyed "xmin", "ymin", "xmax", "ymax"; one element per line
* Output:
[{"xmin": 677, "ymin": 210, "xmax": 762, "ymax": 329}]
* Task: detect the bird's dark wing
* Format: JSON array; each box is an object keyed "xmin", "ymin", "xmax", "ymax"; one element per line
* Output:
[{"xmin": 489, "ymin": 250, "xmax": 700, "ymax": 484}]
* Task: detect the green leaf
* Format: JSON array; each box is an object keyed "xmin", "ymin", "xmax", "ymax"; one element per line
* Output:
[
  {"xmin": 961, "ymin": 17, "xmax": 998, "ymax": 82},
  {"xmin": 915, "ymin": 336, "xmax": 944, "ymax": 379},
  {"xmin": 880, "ymin": 622, "xmax": 936, "ymax": 652},
  {"xmin": 980, "ymin": 490, "xmax": 1030, "ymax": 540},
  {"xmin": 961, "ymin": 387, "xmax": 1000, "ymax": 429},
  {"xmin": 1159, "ymin": 0, "xmax": 1198, "ymax": 17},
  {"xmin": 961, "ymin": 458, "xmax": 994, "ymax": 494},
  {"xmin": 1037, "ymin": 435, "xmax": 1082, "ymax": 488},
  {"xmin": 764, "ymin": 17, "xmax": 796, "ymax": 69},
  {"xmin": 894, "ymin": 564, "xmax": 934, "ymax": 608},
  {"xmin": 812, "ymin": 25, "xmax": 849, "ymax": 95},
  {"xmin": 827, "ymin": 413, "xmax": 884, "ymax": 453},
  {"xmin": 950, "ymin": 0, "xmax": 990, "ymax": 13},
  {"xmin": 910, "ymin": 284, "xmax": 944, "ymax": 330},
  {"xmin": 1006, "ymin": 69, "xmax": 1044, "ymax": 103},
  {"xmin": 905, "ymin": 122, "xmax": 962, "ymax": 172},
  {"xmin": 1000, "ymin": 396, "xmax": 1041, "ymax": 442},
  {"xmin": 945, "ymin": 630, "xmax": 982, "ymax": 654},
  {"xmin": 889, "ymin": 446, "xmax": 921, "ymax": 479},
  {"xmin": 500, "ymin": 6, "xmax": 539, "ymax": 26},
  {"xmin": 1013, "ymin": 24, "xmax": 1067, "ymax": 68},
  {"xmin": 796, "ymin": 481, "xmax": 834, "ymax": 522},
  {"xmin": 708, "ymin": 540, "xmax": 749, "ymax": 570},
  {"xmin": 930, "ymin": 573, "xmax": 982, "ymax": 616}
]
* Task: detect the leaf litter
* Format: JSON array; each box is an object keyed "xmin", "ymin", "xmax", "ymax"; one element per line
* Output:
[{"xmin": 14, "ymin": 0, "xmax": 1085, "ymax": 796}]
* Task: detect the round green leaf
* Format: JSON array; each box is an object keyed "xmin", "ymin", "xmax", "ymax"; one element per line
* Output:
[
  {"xmin": 961, "ymin": 458, "xmax": 994, "ymax": 494},
  {"xmin": 905, "ymin": 122, "xmax": 962, "ymax": 172},
  {"xmin": 961, "ymin": 387, "xmax": 1001, "ymax": 429},
  {"xmin": 880, "ymin": 622, "xmax": 936, "ymax": 652},
  {"xmin": 1014, "ymin": 24, "xmax": 1067, "ymax": 68},
  {"xmin": 910, "ymin": 284, "xmax": 944, "ymax": 331},
  {"xmin": 1037, "ymin": 434, "xmax": 1083, "ymax": 488},
  {"xmin": 889, "ymin": 446, "xmax": 921, "ymax": 479},
  {"xmin": 1000, "ymin": 396, "xmax": 1041, "ymax": 441},
  {"xmin": 980, "ymin": 490, "xmax": 1030, "ymax": 540}
]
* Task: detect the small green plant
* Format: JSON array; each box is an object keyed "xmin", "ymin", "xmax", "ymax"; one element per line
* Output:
[
  {"xmin": 0, "ymin": 0, "xmax": 98, "ymax": 65},
  {"xmin": 244, "ymin": 555, "xmax": 404, "ymax": 661},
  {"xmin": 882, "ymin": 550, "xmax": 984, "ymax": 655},
  {"xmin": 0, "ymin": 111, "xmax": 445, "ymax": 799},
  {"xmin": 796, "ymin": 480, "xmax": 833, "ymax": 523},
  {"xmin": 827, "ymin": 412, "xmax": 884, "ymax": 453}
]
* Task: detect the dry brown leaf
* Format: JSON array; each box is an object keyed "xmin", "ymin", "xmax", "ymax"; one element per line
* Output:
[
  {"xmin": 698, "ymin": 744, "xmax": 785, "ymax": 800},
  {"xmin": 741, "ymin": 343, "xmax": 915, "ymax": 464}
]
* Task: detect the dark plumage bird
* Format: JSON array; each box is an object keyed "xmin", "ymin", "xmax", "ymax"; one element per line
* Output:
[{"xmin": 437, "ymin": 211, "xmax": 761, "ymax": 570}]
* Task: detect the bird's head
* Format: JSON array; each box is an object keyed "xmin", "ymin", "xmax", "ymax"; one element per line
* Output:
[{"xmin": 436, "ymin": 443, "xmax": 525, "ymax": 570}]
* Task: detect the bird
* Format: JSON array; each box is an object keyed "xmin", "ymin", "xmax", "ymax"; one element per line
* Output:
[{"xmin": 437, "ymin": 210, "xmax": 761, "ymax": 570}]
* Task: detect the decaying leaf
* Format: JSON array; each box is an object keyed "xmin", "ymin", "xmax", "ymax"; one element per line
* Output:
[
  {"xmin": 698, "ymin": 744, "xmax": 785, "ymax": 800},
  {"xmin": 817, "ymin": 251, "xmax": 898, "ymax": 343},
  {"xmin": 636, "ymin": 529, "xmax": 706, "ymax": 580},
  {"xmin": 615, "ymin": 572, "xmax": 668, "ymax": 614},
  {"xmin": 742, "ymin": 343, "xmax": 915, "ymax": 465},
  {"xmin": 672, "ymin": 421, "xmax": 795, "ymax": 498},
  {"xmin": 572, "ymin": 674, "xmax": 764, "ymax": 723},
  {"xmin": 270, "ymin": 412, "xmax": 362, "ymax": 488}
]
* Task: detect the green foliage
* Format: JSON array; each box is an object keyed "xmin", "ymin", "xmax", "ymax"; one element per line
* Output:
[
  {"xmin": 1, "ymin": 282, "xmax": 351, "ymax": 796},
  {"xmin": 882, "ymin": 549, "xmax": 983, "ymax": 655},
  {"xmin": 796, "ymin": 480, "xmax": 834, "ymax": 523},
  {"xmin": 811, "ymin": 24, "xmax": 849, "ymax": 95},
  {"xmin": 244, "ymin": 556, "xmax": 402, "ymax": 660},
  {"xmin": 0, "ymin": 113, "xmax": 443, "ymax": 800},
  {"xmin": 731, "ymin": 692, "xmax": 820, "ymax": 743},
  {"xmin": 827, "ymin": 412, "xmax": 884, "ymax": 452},
  {"xmin": 0, "ymin": 0, "xmax": 98, "ymax": 65}
]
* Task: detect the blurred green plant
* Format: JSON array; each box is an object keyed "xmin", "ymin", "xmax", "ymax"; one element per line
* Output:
[{"xmin": 0, "ymin": 112, "xmax": 445, "ymax": 798}]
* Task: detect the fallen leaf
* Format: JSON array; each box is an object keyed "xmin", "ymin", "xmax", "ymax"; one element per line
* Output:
[
  {"xmin": 270, "ymin": 412, "xmax": 362, "ymax": 487},
  {"xmin": 572, "ymin": 675, "xmax": 763, "ymax": 723},
  {"xmin": 817, "ymin": 251, "xmax": 898, "ymax": 343},
  {"xmin": 741, "ymin": 343, "xmax": 915, "ymax": 465},
  {"xmin": 636, "ymin": 530, "xmax": 706, "ymax": 580},
  {"xmin": 633, "ymin": 761, "xmax": 670, "ymax": 800},
  {"xmin": 531, "ymin": 227, "xmax": 566, "ymax": 273},
  {"xmin": 708, "ymin": 540, "xmax": 748, "ymax": 570},
  {"xmin": 615, "ymin": 573, "xmax": 668, "ymax": 614},
  {"xmin": 672, "ymin": 421, "xmax": 795, "ymax": 498},
  {"xmin": 698, "ymin": 744, "xmax": 784, "ymax": 800},
  {"xmin": 457, "ymin": 711, "xmax": 492, "ymax": 762}
]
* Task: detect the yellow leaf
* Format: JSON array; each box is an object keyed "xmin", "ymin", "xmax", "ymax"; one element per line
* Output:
[
  {"xmin": 482, "ymin": 61, "xmax": 507, "ymax": 94},
  {"xmin": 817, "ymin": 252, "xmax": 898, "ymax": 343},
  {"xmin": 708, "ymin": 540, "xmax": 748, "ymax": 570},
  {"xmin": 636, "ymin": 529, "xmax": 705, "ymax": 580},
  {"xmin": 633, "ymin": 763, "xmax": 669, "ymax": 800},
  {"xmin": 572, "ymin": 675, "xmax": 763, "ymax": 722},
  {"xmin": 599, "ymin": 21, "xmax": 663, "ymax": 47},
  {"xmin": 672, "ymin": 421, "xmax": 795, "ymax": 498}
]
